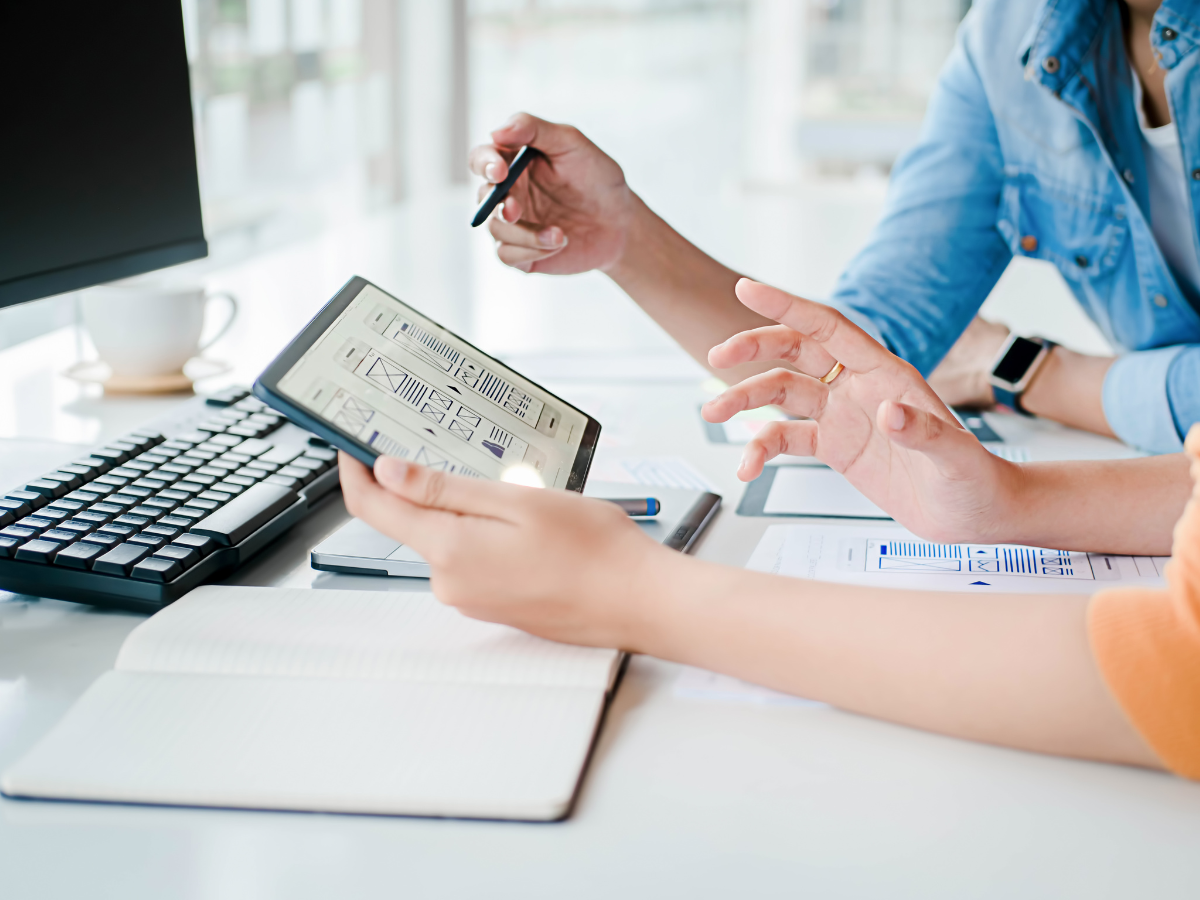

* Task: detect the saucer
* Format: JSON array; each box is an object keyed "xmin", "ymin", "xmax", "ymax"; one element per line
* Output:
[{"xmin": 64, "ymin": 357, "xmax": 231, "ymax": 395}]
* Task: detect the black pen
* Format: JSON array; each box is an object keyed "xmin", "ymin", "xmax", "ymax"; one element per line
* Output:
[
  {"xmin": 471, "ymin": 145, "xmax": 543, "ymax": 227},
  {"xmin": 604, "ymin": 498, "xmax": 661, "ymax": 517}
]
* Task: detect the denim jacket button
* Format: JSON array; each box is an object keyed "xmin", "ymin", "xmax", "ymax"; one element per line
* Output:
[
  {"xmin": 1154, "ymin": 294, "xmax": 1169, "ymax": 308},
  {"xmin": 1075, "ymin": 255, "xmax": 1089, "ymax": 268},
  {"xmin": 1020, "ymin": 235, "xmax": 1038, "ymax": 252},
  {"xmin": 1124, "ymin": 168, "xmax": 1135, "ymax": 183},
  {"xmin": 1191, "ymin": 168, "xmax": 1200, "ymax": 181},
  {"xmin": 1163, "ymin": 27, "xmax": 1179, "ymax": 41},
  {"xmin": 1042, "ymin": 56, "xmax": 1060, "ymax": 73}
]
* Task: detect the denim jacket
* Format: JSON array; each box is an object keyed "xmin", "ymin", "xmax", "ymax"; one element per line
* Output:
[{"xmin": 829, "ymin": 0, "xmax": 1200, "ymax": 453}]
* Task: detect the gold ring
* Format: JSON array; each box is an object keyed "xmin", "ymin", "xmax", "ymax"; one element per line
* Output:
[{"xmin": 819, "ymin": 361, "xmax": 845, "ymax": 385}]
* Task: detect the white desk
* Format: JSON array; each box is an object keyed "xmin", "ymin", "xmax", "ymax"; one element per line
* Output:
[{"xmin": 3, "ymin": 375, "xmax": 1200, "ymax": 900}]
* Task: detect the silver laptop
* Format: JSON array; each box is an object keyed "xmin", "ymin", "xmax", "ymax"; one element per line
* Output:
[{"xmin": 312, "ymin": 481, "xmax": 721, "ymax": 578}]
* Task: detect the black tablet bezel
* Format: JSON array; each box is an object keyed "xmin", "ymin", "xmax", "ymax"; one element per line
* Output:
[{"xmin": 253, "ymin": 275, "xmax": 601, "ymax": 493}]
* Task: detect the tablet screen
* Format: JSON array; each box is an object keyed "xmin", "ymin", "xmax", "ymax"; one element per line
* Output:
[{"xmin": 274, "ymin": 282, "xmax": 593, "ymax": 489}]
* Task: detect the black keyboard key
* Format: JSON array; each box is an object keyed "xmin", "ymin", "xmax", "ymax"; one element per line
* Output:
[
  {"xmin": 59, "ymin": 463, "xmax": 97, "ymax": 478},
  {"xmin": 234, "ymin": 467, "xmax": 266, "ymax": 481},
  {"xmin": 73, "ymin": 510, "xmax": 112, "ymax": 525},
  {"xmin": 90, "ymin": 502, "xmax": 124, "ymax": 516},
  {"xmin": 114, "ymin": 513, "xmax": 152, "ymax": 528},
  {"xmin": 15, "ymin": 539, "xmax": 65, "ymax": 563},
  {"xmin": 128, "ymin": 533, "xmax": 167, "ymax": 548},
  {"xmin": 257, "ymin": 446, "xmax": 304, "ymax": 466},
  {"xmin": 190, "ymin": 482, "xmax": 298, "ymax": 546},
  {"xmin": 218, "ymin": 452, "xmax": 252, "ymax": 465},
  {"xmin": 141, "ymin": 497, "xmax": 177, "ymax": 512},
  {"xmin": 79, "ymin": 531, "xmax": 122, "ymax": 548},
  {"xmin": 121, "ymin": 433, "xmax": 159, "ymax": 451},
  {"xmin": 249, "ymin": 413, "xmax": 282, "ymax": 427},
  {"xmin": 144, "ymin": 523, "xmax": 182, "ymax": 539},
  {"xmin": 173, "ymin": 533, "xmax": 217, "ymax": 556},
  {"xmin": 209, "ymin": 434, "xmax": 243, "ymax": 448},
  {"xmin": 5, "ymin": 489, "xmax": 47, "ymax": 510},
  {"xmin": 54, "ymin": 541, "xmax": 106, "ymax": 569},
  {"xmin": 98, "ymin": 523, "xmax": 137, "ymax": 538},
  {"xmin": 110, "ymin": 440, "xmax": 139, "ymax": 454},
  {"xmin": 129, "ymin": 429, "xmax": 164, "ymax": 444},
  {"xmin": 265, "ymin": 473, "xmax": 304, "ymax": 490},
  {"xmin": 18, "ymin": 516, "xmax": 57, "ymax": 531},
  {"xmin": 206, "ymin": 386, "xmax": 251, "ymax": 407},
  {"xmin": 23, "ymin": 479, "xmax": 67, "ymax": 499},
  {"xmin": 0, "ymin": 535, "xmax": 21, "ymax": 558},
  {"xmin": 46, "ymin": 499, "xmax": 86, "ymax": 513},
  {"xmin": 293, "ymin": 456, "xmax": 330, "ymax": 474},
  {"xmin": 188, "ymin": 497, "xmax": 221, "ymax": 511},
  {"xmin": 168, "ymin": 507, "xmax": 207, "ymax": 522},
  {"xmin": 130, "ymin": 556, "xmax": 182, "ymax": 582},
  {"xmin": 149, "ymin": 469, "xmax": 181, "ymax": 483},
  {"xmin": 211, "ymin": 481, "xmax": 245, "ymax": 496},
  {"xmin": 66, "ymin": 487, "xmax": 107, "ymax": 501},
  {"xmin": 127, "ymin": 506, "xmax": 166, "ymax": 521},
  {"xmin": 236, "ymin": 396, "xmax": 266, "ymax": 412},
  {"xmin": 245, "ymin": 459, "xmax": 279, "ymax": 473},
  {"xmin": 92, "ymin": 542, "xmax": 153, "ymax": 575},
  {"xmin": 304, "ymin": 446, "xmax": 337, "ymax": 463},
  {"xmin": 159, "ymin": 462, "xmax": 196, "ymax": 475},
  {"xmin": 223, "ymin": 474, "xmax": 257, "ymax": 488},
  {"xmin": 56, "ymin": 521, "xmax": 94, "ymax": 537},
  {"xmin": 276, "ymin": 465, "xmax": 315, "ymax": 485},
  {"xmin": 41, "ymin": 527, "xmax": 81, "ymax": 542},
  {"xmin": 0, "ymin": 509, "xmax": 13, "ymax": 528},
  {"xmin": 153, "ymin": 544, "xmax": 200, "ymax": 569},
  {"xmin": 226, "ymin": 424, "xmax": 264, "ymax": 438},
  {"xmin": 159, "ymin": 515, "xmax": 193, "ymax": 529},
  {"xmin": 1, "ymin": 525, "xmax": 40, "ymax": 542},
  {"xmin": 174, "ymin": 430, "xmax": 211, "ymax": 445},
  {"xmin": 121, "ymin": 485, "xmax": 154, "ymax": 499},
  {"xmin": 195, "ymin": 464, "xmax": 231, "ymax": 477},
  {"xmin": 124, "ymin": 460, "xmax": 157, "ymax": 473},
  {"xmin": 196, "ymin": 441, "xmax": 230, "ymax": 455},
  {"xmin": 216, "ymin": 409, "xmax": 249, "ymax": 423},
  {"xmin": 109, "ymin": 466, "xmax": 142, "ymax": 479},
  {"xmin": 0, "ymin": 497, "xmax": 34, "ymax": 518},
  {"xmin": 131, "ymin": 478, "xmax": 168, "ymax": 491},
  {"xmin": 93, "ymin": 447, "xmax": 131, "ymax": 465},
  {"xmin": 231, "ymin": 438, "xmax": 273, "ymax": 457},
  {"xmin": 137, "ymin": 452, "xmax": 172, "ymax": 465},
  {"xmin": 196, "ymin": 419, "xmax": 228, "ymax": 433},
  {"xmin": 72, "ymin": 456, "xmax": 112, "ymax": 474},
  {"xmin": 157, "ymin": 489, "xmax": 192, "ymax": 502},
  {"xmin": 95, "ymin": 474, "xmax": 130, "ymax": 488},
  {"xmin": 106, "ymin": 493, "xmax": 139, "ymax": 508},
  {"xmin": 160, "ymin": 439, "xmax": 195, "ymax": 452},
  {"xmin": 182, "ymin": 473, "xmax": 218, "ymax": 487},
  {"xmin": 181, "ymin": 449, "xmax": 218, "ymax": 463},
  {"xmin": 196, "ymin": 490, "xmax": 232, "ymax": 504},
  {"xmin": 41, "ymin": 471, "xmax": 83, "ymax": 490}
]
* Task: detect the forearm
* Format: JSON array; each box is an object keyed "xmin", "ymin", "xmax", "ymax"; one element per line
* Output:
[
  {"xmin": 605, "ymin": 195, "xmax": 779, "ymax": 382},
  {"xmin": 992, "ymin": 454, "xmax": 1190, "ymax": 555},
  {"xmin": 637, "ymin": 554, "xmax": 1158, "ymax": 768},
  {"xmin": 1019, "ymin": 347, "xmax": 1116, "ymax": 437}
]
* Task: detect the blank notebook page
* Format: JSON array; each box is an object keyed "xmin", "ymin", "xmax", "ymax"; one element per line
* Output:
[{"xmin": 116, "ymin": 586, "xmax": 620, "ymax": 689}]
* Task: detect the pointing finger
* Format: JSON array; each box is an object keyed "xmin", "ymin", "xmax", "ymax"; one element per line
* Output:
[
  {"xmin": 702, "ymin": 368, "xmax": 828, "ymax": 423},
  {"xmin": 738, "ymin": 421, "xmax": 819, "ymax": 481},
  {"xmin": 709, "ymin": 324, "xmax": 837, "ymax": 378},
  {"xmin": 734, "ymin": 279, "xmax": 891, "ymax": 374}
]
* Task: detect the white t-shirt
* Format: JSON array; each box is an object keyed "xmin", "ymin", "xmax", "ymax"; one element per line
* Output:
[{"xmin": 1132, "ymin": 70, "xmax": 1200, "ymax": 300}]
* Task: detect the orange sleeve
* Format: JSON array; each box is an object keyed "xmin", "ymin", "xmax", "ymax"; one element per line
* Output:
[{"xmin": 1088, "ymin": 426, "xmax": 1200, "ymax": 780}]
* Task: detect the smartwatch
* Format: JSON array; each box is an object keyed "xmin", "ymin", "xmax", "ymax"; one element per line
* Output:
[{"xmin": 988, "ymin": 335, "xmax": 1056, "ymax": 416}]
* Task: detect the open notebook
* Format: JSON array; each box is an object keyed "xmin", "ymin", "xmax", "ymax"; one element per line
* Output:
[{"xmin": 1, "ymin": 587, "xmax": 623, "ymax": 821}]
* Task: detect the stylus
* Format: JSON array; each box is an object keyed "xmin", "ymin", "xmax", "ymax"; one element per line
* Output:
[
  {"xmin": 471, "ymin": 146, "xmax": 543, "ymax": 227},
  {"xmin": 605, "ymin": 498, "xmax": 661, "ymax": 517}
]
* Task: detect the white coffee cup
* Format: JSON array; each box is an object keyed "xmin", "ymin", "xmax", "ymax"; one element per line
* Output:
[{"xmin": 81, "ymin": 285, "xmax": 238, "ymax": 378}]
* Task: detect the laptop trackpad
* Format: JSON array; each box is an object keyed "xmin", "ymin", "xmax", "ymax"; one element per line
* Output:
[{"xmin": 385, "ymin": 544, "xmax": 428, "ymax": 564}]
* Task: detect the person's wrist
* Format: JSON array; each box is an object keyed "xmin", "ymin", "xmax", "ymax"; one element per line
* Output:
[
  {"xmin": 616, "ymin": 544, "xmax": 697, "ymax": 655},
  {"xmin": 603, "ymin": 192, "xmax": 659, "ymax": 284}
]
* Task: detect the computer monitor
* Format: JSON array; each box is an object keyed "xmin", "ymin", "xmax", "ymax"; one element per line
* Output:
[{"xmin": 0, "ymin": 2, "xmax": 207, "ymax": 309}]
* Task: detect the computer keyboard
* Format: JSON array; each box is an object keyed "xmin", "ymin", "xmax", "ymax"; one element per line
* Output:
[{"xmin": 0, "ymin": 386, "xmax": 340, "ymax": 612}]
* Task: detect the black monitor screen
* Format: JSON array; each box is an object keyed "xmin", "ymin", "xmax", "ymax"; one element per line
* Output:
[{"xmin": 0, "ymin": 2, "xmax": 207, "ymax": 309}]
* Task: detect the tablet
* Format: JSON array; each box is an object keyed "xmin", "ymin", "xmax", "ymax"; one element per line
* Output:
[{"xmin": 253, "ymin": 276, "xmax": 601, "ymax": 492}]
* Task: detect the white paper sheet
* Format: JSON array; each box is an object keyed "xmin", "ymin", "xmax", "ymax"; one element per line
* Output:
[
  {"xmin": 762, "ymin": 467, "xmax": 890, "ymax": 518},
  {"xmin": 748, "ymin": 523, "xmax": 1170, "ymax": 594}
]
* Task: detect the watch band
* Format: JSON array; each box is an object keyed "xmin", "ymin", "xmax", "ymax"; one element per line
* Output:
[{"xmin": 991, "ymin": 385, "xmax": 1029, "ymax": 416}]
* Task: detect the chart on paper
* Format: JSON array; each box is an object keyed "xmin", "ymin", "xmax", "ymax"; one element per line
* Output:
[{"xmin": 747, "ymin": 523, "xmax": 1170, "ymax": 593}]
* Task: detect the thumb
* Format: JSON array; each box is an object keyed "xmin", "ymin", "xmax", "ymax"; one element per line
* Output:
[
  {"xmin": 491, "ymin": 112, "xmax": 585, "ymax": 157},
  {"xmin": 877, "ymin": 400, "xmax": 982, "ymax": 477}
]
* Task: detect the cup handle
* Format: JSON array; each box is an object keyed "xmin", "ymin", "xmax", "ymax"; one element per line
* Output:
[{"xmin": 199, "ymin": 290, "xmax": 239, "ymax": 352}]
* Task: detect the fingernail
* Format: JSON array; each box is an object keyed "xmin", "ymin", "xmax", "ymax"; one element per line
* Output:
[
  {"xmin": 485, "ymin": 162, "xmax": 499, "ymax": 181},
  {"xmin": 737, "ymin": 455, "xmax": 748, "ymax": 476},
  {"xmin": 537, "ymin": 227, "xmax": 563, "ymax": 248},
  {"xmin": 885, "ymin": 403, "xmax": 906, "ymax": 431},
  {"xmin": 375, "ymin": 455, "xmax": 409, "ymax": 484}
]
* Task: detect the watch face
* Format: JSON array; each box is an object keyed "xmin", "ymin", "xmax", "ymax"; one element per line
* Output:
[{"xmin": 993, "ymin": 337, "xmax": 1044, "ymax": 384}]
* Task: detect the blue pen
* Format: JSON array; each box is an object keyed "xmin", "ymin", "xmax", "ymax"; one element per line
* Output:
[{"xmin": 605, "ymin": 498, "xmax": 661, "ymax": 517}]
